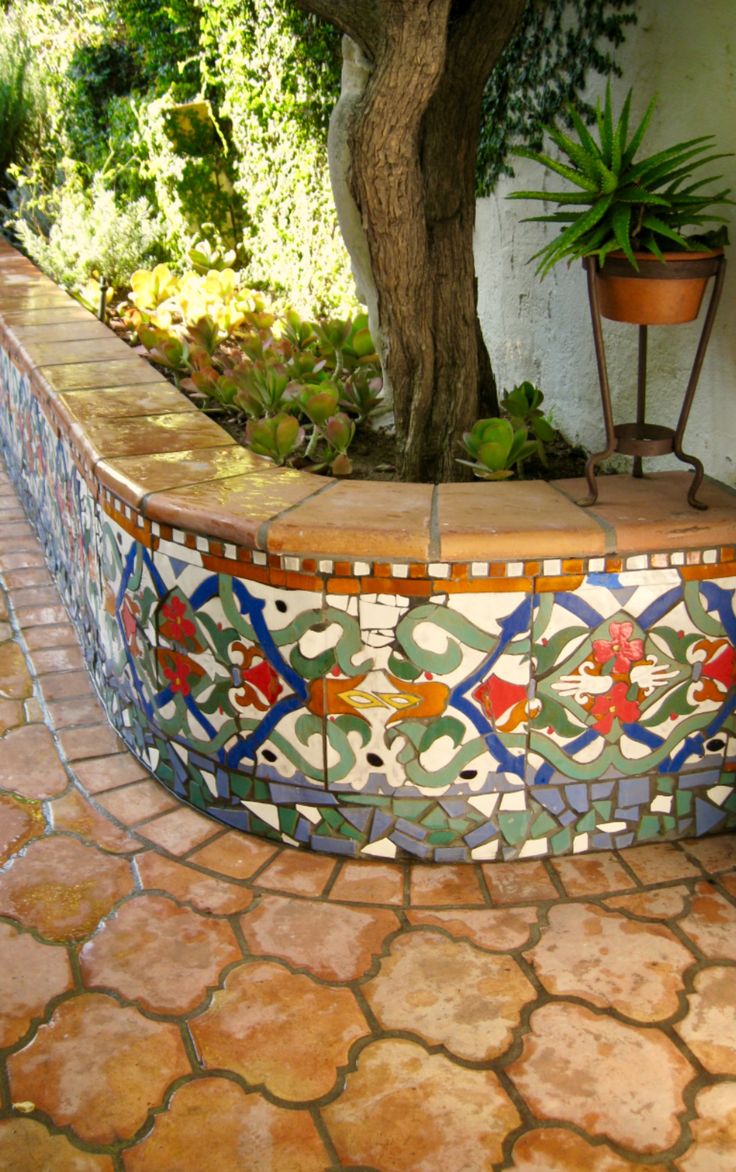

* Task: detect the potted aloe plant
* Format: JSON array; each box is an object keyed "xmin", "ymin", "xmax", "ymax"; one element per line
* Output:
[{"xmin": 509, "ymin": 86, "xmax": 732, "ymax": 323}]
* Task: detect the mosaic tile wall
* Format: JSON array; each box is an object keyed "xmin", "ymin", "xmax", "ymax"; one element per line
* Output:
[{"xmin": 1, "ymin": 346, "xmax": 735, "ymax": 860}]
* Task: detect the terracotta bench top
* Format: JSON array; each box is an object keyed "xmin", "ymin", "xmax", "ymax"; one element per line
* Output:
[{"xmin": 2, "ymin": 239, "xmax": 735, "ymax": 566}]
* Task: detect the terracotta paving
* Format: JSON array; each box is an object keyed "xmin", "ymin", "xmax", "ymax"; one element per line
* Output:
[{"xmin": 0, "ymin": 462, "xmax": 735, "ymax": 1171}]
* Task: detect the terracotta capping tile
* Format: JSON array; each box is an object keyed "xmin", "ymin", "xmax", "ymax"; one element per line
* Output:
[
  {"xmin": 35, "ymin": 358, "xmax": 168, "ymax": 393},
  {"xmin": 66, "ymin": 411, "xmax": 235, "ymax": 470},
  {"xmin": 144, "ymin": 467, "xmax": 327, "ymax": 551},
  {"xmin": 265, "ymin": 479, "xmax": 433, "ymax": 560},
  {"xmin": 95, "ymin": 446, "xmax": 264, "ymax": 509},
  {"xmin": 554, "ymin": 471, "xmax": 736, "ymax": 555},
  {"xmin": 437, "ymin": 480, "xmax": 608, "ymax": 562}
]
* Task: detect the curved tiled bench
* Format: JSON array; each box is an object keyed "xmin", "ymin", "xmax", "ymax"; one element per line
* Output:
[{"xmin": 1, "ymin": 237, "xmax": 735, "ymax": 861}]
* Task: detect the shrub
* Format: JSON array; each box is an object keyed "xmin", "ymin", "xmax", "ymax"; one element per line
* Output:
[
  {"xmin": 7, "ymin": 165, "xmax": 166, "ymax": 292},
  {"xmin": 0, "ymin": 10, "xmax": 45, "ymax": 190}
]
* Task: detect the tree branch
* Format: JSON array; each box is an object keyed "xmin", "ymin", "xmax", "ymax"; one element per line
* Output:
[
  {"xmin": 447, "ymin": 0, "xmax": 526, "ymax": 91},
  {"xmin": 291, "ymin": 0, "xmax": 383, "ymax": 60}
]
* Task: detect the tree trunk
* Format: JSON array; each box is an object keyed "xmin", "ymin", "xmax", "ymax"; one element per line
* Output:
[{"xmin": 293, "ymin": 0, "xmax": 526, "ymax": 481}]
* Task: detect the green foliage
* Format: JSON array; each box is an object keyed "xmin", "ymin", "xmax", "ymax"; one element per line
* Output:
[
  {"xmin": 478, "ymin": 0, "xmax": 637, "ymax": 195},
  {"xmin": 501, "ymin": 381, "xmax": 555, "ymax": 464},
  {"xmin": 460, "ymin": 381, "xmax": 553, "ymax": 479},
  {"xmin": 459, "ymin": 417, "xmax": 538, "ymax": 481},
  {"xmin": 509, "ymin": 86, "xmax": 733, "ymax": 275},
  {"xmin": 63, "ymin": 40, "xmax": 142, "ymax": 172},
  {"xmin": 0, "ymin": 10, "xmax": 45, "ymax": 189},
  {"xmin": 7, "ymin": 166, "xmax": 166, "ymax": 292},
  {"xmin": 122, "ymin": 263, "xmax": 382, "ymax": 476}
]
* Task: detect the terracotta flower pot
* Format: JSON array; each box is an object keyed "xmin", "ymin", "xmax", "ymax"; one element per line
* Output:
[{"xmin": 594, "ymin": 250, "xmax": 723, "ymax": 325}]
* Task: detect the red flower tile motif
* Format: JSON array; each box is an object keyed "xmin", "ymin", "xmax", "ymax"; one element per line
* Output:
[
  {"xmin": 158, "ymin": 648, "xmax": 204, "ymax": 696},
  {"xmin": 159, "ymin": 594, "xmax": 196, "ymax": 644},
  {"xmin": 593, "ymin": 620, "xmax": 645, "ymax": 674},
  {"xmin": 591, "ymin": 681, "xmax": 641, "ymax": 736}
]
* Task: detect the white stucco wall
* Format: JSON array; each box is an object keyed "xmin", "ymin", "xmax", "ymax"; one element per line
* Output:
[{"xmin": 476, "ymin": 0, "xmax": 736, "ymax": 486}]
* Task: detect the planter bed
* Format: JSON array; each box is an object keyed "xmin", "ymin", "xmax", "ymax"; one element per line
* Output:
[{"xmin": 1, "ymin": 237, "xmax": 735, "ymax": 862}]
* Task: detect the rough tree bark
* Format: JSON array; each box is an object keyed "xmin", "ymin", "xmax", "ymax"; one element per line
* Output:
[{"xmin": 293, "ymin": 0, "xmax": 526, "ymax": 481}]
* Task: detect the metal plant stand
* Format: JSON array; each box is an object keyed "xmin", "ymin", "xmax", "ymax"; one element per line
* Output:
[{"xmin": 580, "ymin": 252, "xmax": 727, "ymax": 510}]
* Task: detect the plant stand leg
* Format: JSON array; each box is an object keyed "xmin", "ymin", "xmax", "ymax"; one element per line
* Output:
[
  {"xmin": 674, "ymin": 256, "xmax": 727, "ymax": 510},
  {"xmin": 579, "ymin": 257, "xmax": 617, "ymax": 506},
  {"xmin": 633, "ymin": 326, "xmax": 647, "ymax": 479}
]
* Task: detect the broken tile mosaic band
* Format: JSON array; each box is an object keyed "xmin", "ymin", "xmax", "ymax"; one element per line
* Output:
[{"xmin": 1, "ymin": 251, "xmax": 734, "ymax": 861}]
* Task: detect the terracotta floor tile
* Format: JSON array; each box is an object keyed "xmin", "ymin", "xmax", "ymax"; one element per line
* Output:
[
  {"xmin": 266, "ymin": 479, "xmax": 433, "ymax": 560},
  {"xmin": 187, "ymin": 829, "xmax": 278, "ymax": 878},
  {"xmin": 22, "ymin": 622, "xmax": 80, "ymax": 649},
  {"xmin": 58, "ymin": 723, "xmax": 128, "ymax": 761},
  {"xmin": 508, "ymin": 1127, "xmax": 667, "ymax": 1170},
  {"xmin": 0, "ymin": 641, "xmax": 33, "ymax": 699},
  {"xmin": 0, "ymin": 793, "xmax": 45, "ymax": 862},
  {"xmin": 554, "ymin": 471, "xmax": 736, "ymax": 555},
  {"xmin": 135, "ymin": 806, "xmax": 221, "ymax": 855},
  {"xmin": 47, "ymin": 696, "xmax": 106, "ymax": 729},
  {"xmin": 526, "ymin": 902, "xmax": 695, "ymax": 1020},
  {"xmin": 240, "ymin": 893, "xmax": 399, "ymax": 981},
  {"xmin": 406, "ymin": 905, "xmax": 538, "ymax": 950},
  {"xmin": 0, "ymin": 724, "xmax": 69, "ymax": 799},
  {"xmin": 0, "ymin": 1119, "xmax": 114, "ymax": 1171},
  {"xmin": 3, "ymin": 564, "xmax": 50, "ymax": 586},
  {"xmin": 94, "ymin": 779, "xmax": 178, "ymax": 824},
  {"xmin": 364, "ymin": 929, "xmax": 535, "ymax": 1060},
  {"xmin": 676, "ymin": 1082, "xmax": 736, "ymax": 1171},
  {"xmin": 720, "ymin": 872, "xmax": 736, "ymax": 900},
  {"xmin": 15, "ymin": 603, "xmax": 68, "ymax": 628},
  {"xmin": 679, "ymin": 834, "xmax": 736, "ymax": 874},
  {"xmin": 38, "ymin": 669, "xmax": 95, "ymax": 701},
  {"xmin": 551, "ymin": 853, "xmax": 637, "ymax": 896},
  {"xmin": 675, "ymin": 966, "xmax": 736, "ymax": 1074},
  {"xmin": 49, "ymin": 789, "xmax": 141, "ymax": 853},
  {"xmin": 136, "ymin": 852, "xmax": 254, "ymax": 915},
  {"xmin": 29, "ymin": 644, "xmax": 85, "ymax": 673},
  {"xmin": 10, "ymin": 584, "xmax": 60, "ymax": 607},
  {"xmin": 0, "ymin": 836, "xmax": 134, "ymax": 941},
  {"xmin": 329, "ymin": 859, "xmax": 405, "ymax": 904},
  {"xmin": 680, "ymin": 881, "xmax": 736, "ymax": 960},
  {"xmin": 0, "ymin": 920, "xmax": 74, "ymax": 1047},
  {"xmin": 0, "ymin": 697, "xmax": 24, "ymax": 733},
  {"xmin": 72, "ymin": 753, "xmax": 150, "ymax": 794},
  {"xmin": 190, "ymin": 960, "xmax": 368, "ymax": 1101},
  {"xmin": 256, "ymin": 847, "xmax": 336, "ymax": 895},
  {"xmin": 409, "ymin": 863, "xmax": 487, "ymax": 906},
  {"xmin": 323, "ymin": 1038, "xmax": 521, "ymax": 1171},
  {"xmin": 7, "ymin": 993, "xmax": 189, "ymax": 1144},
  {"xmin": 438, "ymin": 480, "xmax": 607, "ymax": 561},
  {"xmin": 508, "ymin": 1002, "xmax": 694, "ymax": 1153},
  {"xmin": 482, "ymin": 859, "xmax": 559, "ymax": 904},
  {"xmin": 122, "ymin": 1077, "xmax": 330, "ymax": 1172},
  {"xmin": 618, "ymin": 842, "xmax": 703, "ymax": 884},
  {"xmin": 80, "ymin": 893, "xmax": 241, "ymax": 1014},
  {"xmin": 604, "ymin": 884, "xmax": 691, "ymax": 920}
]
